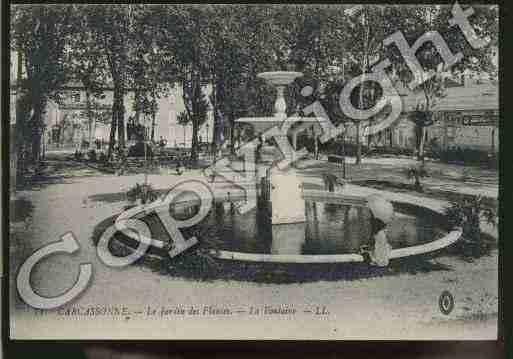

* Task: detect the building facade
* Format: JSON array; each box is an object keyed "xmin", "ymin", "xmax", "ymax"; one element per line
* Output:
[
  {"xmin": 9, "ymin": 51, "xmax": 215, "ymax": 151},
  {"xmin": 344, "ymin": 76, "xmax": 499, "ymax": 153},
  {"xmin": 41, "ymin": 84, "xmax": 215, "ymax": 150}
]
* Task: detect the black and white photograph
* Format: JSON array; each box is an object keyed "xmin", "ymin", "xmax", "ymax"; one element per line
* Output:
[{"xmin": 7, "ymin": 3, "xmax": 501, "ymax": 341}]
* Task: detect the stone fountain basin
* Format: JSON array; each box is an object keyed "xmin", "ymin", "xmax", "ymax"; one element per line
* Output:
[
  {"xmin": 257, "ymin": 71, "xmax": 303, "ymax": 86},
  {"xmin": 111, "ymin": 189, "xmax": 462, "ymax": 264}
]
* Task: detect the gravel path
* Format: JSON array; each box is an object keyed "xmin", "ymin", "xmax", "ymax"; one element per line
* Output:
[{"xmin": 9, "ymin": 156, "xmax": 498, "ymax": 340}]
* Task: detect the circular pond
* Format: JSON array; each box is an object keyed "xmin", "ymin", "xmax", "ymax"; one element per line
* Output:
[
  {"xmin": 206, "ymin": 200, "xmax": 448, "ymax": 255},
  {"xmin": 111, "ymin": 197, "xmax": 452, "ymax": 260}
]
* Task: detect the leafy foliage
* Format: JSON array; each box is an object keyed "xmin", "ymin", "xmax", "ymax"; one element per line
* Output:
[
  {"xmin": 444, "ymin": 195, "xmax": 497, "ymax": 258},
  {"xmin": 159, "ymin": 245, "xmax": 222, "ymax": 281},
  {"xmin": 11, "ymin": 5, "xmax": 75, "ymax": 163},
  {"xmin": 386, "ymin": 5, "xmax": 498, "ymax": 160},
  {"xmin": 87, "ymin": 149, "xmax": 97, "ymax": 162},
  {"xmin": 73, "ymin": 150, "xmax": 83, "ymax": 161},
  {"xmin": 126, "ymin": 182, "xmax": 159, "ymax": 205},
  {"xmin": 12, "ymin": 5, "xmax": 498, "ymax": 170},
  {"xmin": 158, "ymin": 216, "xmax": 224, "ymax": 281}
]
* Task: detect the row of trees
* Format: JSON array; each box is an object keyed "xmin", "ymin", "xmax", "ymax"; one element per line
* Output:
[{"xmin": 11, "ymin": 4, "xmax": 498, "ymax": 171}]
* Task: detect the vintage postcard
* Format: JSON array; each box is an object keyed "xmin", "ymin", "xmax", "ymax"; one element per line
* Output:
[{"xmin": 7, "ymin": 3, "xmax": 500, "ymax": 340}]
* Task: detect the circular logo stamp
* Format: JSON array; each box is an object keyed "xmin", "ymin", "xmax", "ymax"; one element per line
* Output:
[{"xmin": 439, "ymin": 290, "xmax": 455, "ymax": 315}]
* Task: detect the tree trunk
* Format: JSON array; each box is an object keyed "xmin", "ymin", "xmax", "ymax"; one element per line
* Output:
[
  {"xmin": 115, "ymin": 88, "xmax": 125, "ymax": 151},
  {"xmin": 418, "ymin": 126, "xmax": 426, "ymax": 162},
  {"xmin": 213, "ymin": 66, "xmax": 225, "ymax": 156},
  {"xmin": 230, "ymin": 115, "xmax": 235, "ymax": 155},
  {"xmin": 13, "ymin": 50, "xmax": 24, "ymax": 191},
  {"xmin": 135, "ymin": 92, "xmax": 141, "ymax": 125},
  {"xmin": 30, "ymin": 98, "xmax": 46, "ymax": 164},
  {"xmin": 190, "ymin": 115, "xmax": 199, "ymax": 164},
  {"xmin": 92, "ymin": 111, "xmax": 97, "ymax": 149},
  {"xmin": 357, "ymin": 26, "xmax": 368, "ymax": 167},
  {"xmin": 314, "ymin": 135, "xmax": 319, "ymax": 160},
  {"xmin": 188, "ymin": 66, "xmax": 202, "ymax": 165},
  {"xmin": 31, "ymin": 122, "xmax": 42, "ymax": 164},
  {"xmin": 107, "ymin": 84, "xmax": 125, "ymax": 160},
  {"xmin": 107, "ymin": 102, "xmax": 117, "ymax": 160},
  {"xmin": 151, "ymin": 111, "xmax": 156, "ymax": 142},
  {"xmin": 86, "ymin": 90, "xmax": 93, "ymax": 148},
  {"xmin": 491, "ymin": 128, "xmax": 495, "ymax": 153},
  {"xmin": 355, "ymin": 121, "xmax": 361, "ymax": 164}
]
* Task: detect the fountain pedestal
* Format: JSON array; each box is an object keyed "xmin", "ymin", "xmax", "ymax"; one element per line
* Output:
[
  {"xmin": 269, "ymin": 170, "xmax": 306, "ymax": 224},
  {"xmin": 271, "ymin": 222, "xmax": 306, "ymax": 254},
  {"xmin": 237, "ymin": 71, "xmax": 308, "ymax": 225}
]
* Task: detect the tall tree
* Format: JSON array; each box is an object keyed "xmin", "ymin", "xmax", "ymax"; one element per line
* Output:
[
  {"xmin": 128, "ymin": 5, "xmax": 174, "ymax": 143},
  {"xmin": 208, "ymin": 5, "xmax": 330, "ymax": 153},
  {"xmin": 86, "ymin": 5, "xmax": 134, "ymax": 159},
  {"xmin": 340, "ymin": 5, "xmax": 395, "ymax": 164},
  {"xmin": 11, "ymin": 5, "xmax": 74, "ymax": 164},
  {"xmin": 155, "ymin": 5, "xmax": 213, "ymax": 163},
  {"xmin": 207, "ymin": 5, "xmax": 268, "ymax": 154},
  {"xmin": 385, "ymin": 4, "xmax": 498, "ymax": 160},
  {"xmin": 68, "ymin": 7, "xmax": 109, "ymax": 148}
]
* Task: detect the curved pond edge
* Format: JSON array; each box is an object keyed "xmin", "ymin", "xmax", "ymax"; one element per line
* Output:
[
  {"xmin": 113, "ymin": 185, "xmax": 464, "ymax": 264},
  {"xmin": 213, "ymin": 229, "xmax": 462, "ymax": 263},
  {"xmin": 210, "ymin": 188, "xmax": 463, "ymax": 263}
]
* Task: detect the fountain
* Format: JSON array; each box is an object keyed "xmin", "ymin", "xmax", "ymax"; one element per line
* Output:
[
  {"xmin": 236, "ymin": 71, "xmax": 320, "ymax": 225},
  {"xmin": 104, "ymin": 71, "xmax": 463, "ymax": 268}
]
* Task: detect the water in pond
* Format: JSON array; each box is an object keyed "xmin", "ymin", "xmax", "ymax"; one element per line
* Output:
[{"xmin": 170, "ymin": 200, "xmax": 448, "ymax": 256}]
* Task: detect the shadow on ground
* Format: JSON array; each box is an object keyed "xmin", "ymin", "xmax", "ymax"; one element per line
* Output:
[
  {"xmin": 9, "ymin": 197, "xmax": 34, "ymax": 223},
  {"xmin": 15, "ymin": 156, "xmax": 97, "ymax": 191}
]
